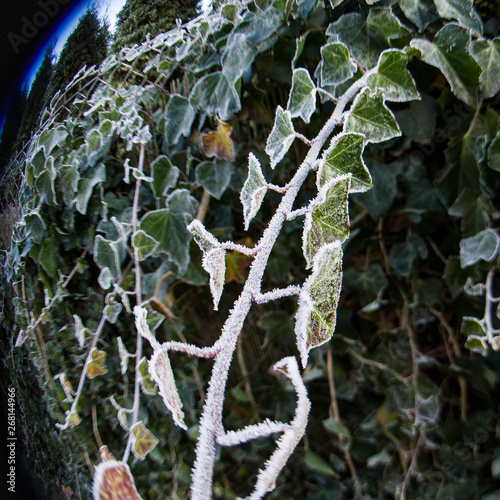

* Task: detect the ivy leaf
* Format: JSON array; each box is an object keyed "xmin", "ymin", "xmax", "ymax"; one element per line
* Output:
[
  {"xmin": 94, "ymin": 235, "xmax": 121, "ymax": 277},
  {"xmin": 488, "ymin": 130, "xmax": 500, "ymax": 172},
  {"xmin": 86, "ymin": 348, "xmax": 108, "ymax": 379},
  {"xmin": 344, "ymin": 88, "xmax": 401, "ymax": 143},
  {"xmin": 317, "ymin": 132, "xmax": 371, "ymax": 192},
  {"xmin": 240, "ymin": 153, "xmax": 268, "ymax": 230},
  {"xmin": 73, "ymin": 314, "xmax": 88, "ymax": 348},
  {"xmin": 149, "ymin": 347, "xmax": 187, "ymax": 430},
  {"xmin": 130, "ymin": 422, "xmax": 159, "ymax": 461},
  {"xmin": 200, "ymin": 119, "xmax": 236, "ymax": 162},
  {"xmin": 295, "ymin": 243, "xmax": 343, "ymax": 367},
  {"xmin": 35, "ymin": 157, "xmax": 56, "ymax": 206},
  {"xmin": 92, "ymin": 460, "xmax": 143, "ymax": 500},
  {"xmin": 151, "ymin": 155, "xmax": 179, "ymax": 198},
  {"xmin": 287, "ymin": 68, "xmax": 317, "ymax": 124},
  {"xmin": 398, "ymin": 0, "xmax": 439, "ymax": 31},
  {"xmin": 462, "ymin": 317, "xmax": 487, "ymax": 355},
  {"xmin": 471, "ymin": 38, "xmax": 500, "ymax": 99},
  {"xmin": 222, "ymin": 33, "xmax": 258, "ymax": 85},
  {"xmin": 188, "ymin": 220, "xmax": 225, "ymax": 310},
  {"xmin": 39, "ymin": 235, "xmax": 58, "ymax": 278},
  {"xmin": 460, "ymin": 229, "xmax": 500, "ymax": 268},
  {"xmin": 140, "ymin": 189, "xmax": 198, "ymax": 272},
  {"xmin": 75, "ymin": 163, "xmax": 106, "ymax": 214},
  {"xmin": 433, "ymin": 0, "xmax": 482, "ymax": 35},
  {"xmin": 410, "ymin": 24, "xmax": 481, "ymax": 108},
  {"xmin": 104, "ymin": 300, "xmax": 122, "ymax": 324},
  {"xmin": 58, "ymin": 165, "xmax": 80, "ymax": 206},
  {"xmin": 117, "ymin": 337, "xmax": 129, "ymax": 375},
  {"xmin": 266, "ymin": 106, "xmax": 295, "ymax": 169},
  {"xmin": 302, "ymin": 175, "xmax": 351, "ymax": 268},
  {"xmin": 318, "ymin": 42, "xmax": 357, "ymax": 87},
  {"xmin": 138, "ymin": 357, "xmax": 157, "ymax": 395},
  {"xmin": 195, "ymin": 160, "xmax": 233, "ymax": 200},
  {"xmin": 85, "ymin": 126, "xmax": 112, "ymax": 167},
  {"xmin": 367, "ymin": 49, "xmax": 420, "ymax": 102},
  {"xmin": 66, "ymin": 410, "xmax": 81, "ymax": 428},
  {"xmin": 132, "ymin": 230, "xmax": 159, "ymax": 261},
  {"xmin": 190, "ymin": 72, "xmax": 240, "ymax": 121},
  {"xmin": 163, "ymin": 94, "xmax": 195, "ymax": 145},
  {"xmin": 38, "ymin": 126, "xmax": 68, "ymax": 156}
]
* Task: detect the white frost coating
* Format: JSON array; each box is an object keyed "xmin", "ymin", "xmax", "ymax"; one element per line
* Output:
[
  {"xmin": 217, "ymin": 419, "xmax": 289, "ymax": 447},
  {"xmin": 73, "ymin": 314, "xmax": 87, "ymax": 348},
  {"xmin": 149, "ymin": 347, "xmax": 187, "ymax": 430},
  {"xmin": 117, "ymin": 337, "xmax": 129, "ymax": 375},
  {"xmin": 240, "ymin": 153, "xmax": 268, "ymax": 230},
  {"xmin": 265, "ymin": 106, "xmax": 296, "ymax": 169},
  {"xmin": 240, "ymin": 357, "xmax": 310, "ymax": 500},
  {"xmin": 133, "ymin": 305, "xmax": 160, "ymax": 350},
  {"xmin": 254, "ymin": 285, "xmax": 301, "ymax": 304},
  {"xmin": 188, "ymin": 220, "xmax": 226, "ymax": 309},
  {"xmin": 92, "ymin": 459, "xmax": 143, "ymax": 500},
  {"xmin": 301, "ymin": 174, "xmax": 351, "ymax": 269}
]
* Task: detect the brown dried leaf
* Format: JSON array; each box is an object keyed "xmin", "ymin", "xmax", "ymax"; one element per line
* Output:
[
  {"xmin": 92, "ymin": 460, "xmax": 142, "ymax": 500},
  {"xmin": 200, "ymin": 118, "xmax": 236, "ymax": 162}
]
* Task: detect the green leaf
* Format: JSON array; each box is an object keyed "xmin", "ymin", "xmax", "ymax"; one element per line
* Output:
[
  {"xmin": 318, "ymin": 42, "xmax": 357, "ymax": 87},
  {"xmin": 39, "ymin": 236, "xmax": 58, "ymax": 279},
  {"xmin": 66, "ymin": 410, "xmax": 81, "ymax": 428},
  {"xmin": 195, "ymin": 160, "xmax": 233, "ymax": 200},
  {"xmin": 410, "ymin": 24, "xmax": 481, "ymax": 108},
  {"xmin": 188, "ymin": 220, "xmax": 225, "ymax": 310},
  {"xmin": 342, "ymin": 263, "xmax": 388, "ymax": 306},
  {"xmin": 35, "ymin": 156, "xmax": 56, "ymax": 206},
  {"xmin": 138, "ymin": 357, "xmax": 157, "ymax": 395},
  {"xmin": 323, "ymin": 417, "xmax": 352, "ymax": 438},
  {"xmin": 38, "ymin": 126, "xmax": 68, "ymax": 156},
  {"xmin": 132, "ymin": 230, "xmax": 160, "ymax": 261},
  {"xmin": 344, "ymin": 88, "xmax": 400, "ymax": 143},
  {"xmin": 433, "ymin": 0, "xmax": 482, "ymax": 35},
  {"xmin": 488, "ymin": 129, "xmax": 500, "ymax": 172},
  {"xmin": 460, "ymin": 229, "xmax": 500, "ymax": 268},
  {"xmin": 222, "ymin": 33, "xmax": 258, "ymax": 85},
  {"xmin": 471, "ymin": 38, "xmax": 500, "ymax": 99},
  {"xmin": 74, "ymin": 163, "xmax": 106, "ymax": 214},
  {"xmin": 85, "ymin": 126, "xmax": 112, "ymax": 167},
  {"xmin": 317, "ymin": 132, "xmax": 371, "ymax": 192},
  {"xmin": 389, "ymin": 237, "xmax": 420, "ymax": 276},
  {"xmin": 303, "ymin": 175, "xmax": 350, "ymax": 268},
  {"xmin": 190, "ymin": 72, "xmax": 240, "ymax": 121},
  {"xmin": 367, "ymin": 49, "xmax": 420, "ymax": 102},
  {"xmin": 163, "ymin": 94, "xmax": 195, "ymax": 145},
  {"xmin": 462, "ymin": 317, "xmax": 487, "ymax": 355},
  {"xmin": 304, "ymin": 450, "xmax": 337, "ymax": 478},
  {"xmin": 58, "ymin": 165, "xmax": 80, "ymax": 206},
  {"xmin": 94, "ymin": 235, "xmax": 121, "ymax": 277},
  {"xmin": 86, "ymin": 348, "xmax": 108, "ymax": 379},
  {"xmin": 287, "ymin": 68, "xmax": 317, "ymax": 124},
  {"xmin": 398, "ymin": 0, "xmax": 439, "ymax": 31},
  {"xmin": 240, "ymin": 153, "xmax": 268, "ymax": 230},
  {"xmin": 295, "ymin": 243, "xmax": 343, "ymax": 367},
  {"xmin": 131, "ymin": 421, "xmax": 159, "ymax": 461},
  {"xmin": 151, "ymin": 155, "xmax": 179, "ymax": 197},
  {"xmin": 140, "ymin": 189, "xmax": 198, "ymax": 272},
  {"xmin": 265, "ymin": 106, "xmax": 295, "ymax": 169},
  {"xmin": 104, "ymin": 301, "xmax": 122, "ymax": 324}
]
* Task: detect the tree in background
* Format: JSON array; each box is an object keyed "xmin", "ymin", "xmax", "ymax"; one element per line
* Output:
[
  {"xmin": 46, "ymin": 6, "xmax": 110, "ymax": 101},
  {"xmin": 15, "ymin": 49, "xmax": 54, "ymax": 152},
  {"xmin": 112, "ymin": 0, "xmax": 199, "ymax": 53}
]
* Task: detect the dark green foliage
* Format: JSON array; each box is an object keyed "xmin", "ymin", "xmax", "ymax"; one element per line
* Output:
[
  {"xmin": 112, "ymin": 0, "xmax": 200, "ymax": 53},
  {"xmin": 0, "ymin": 87, "xmax": 26, "ymax": 174},
  {"xmin": 46, "ymin": 7, "xmax": 109, "ymax": 103}
]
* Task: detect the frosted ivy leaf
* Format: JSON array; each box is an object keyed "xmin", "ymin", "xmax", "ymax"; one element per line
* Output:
[
  {"xmin": 139, "ymin": 357, "xmax": 157, "ymax": 395},
  {"xmin": 149, "ymin": 347, "xmax": 187, "ymax": 430},
  {"xmin": 460, "ymin": 229, "xmax": 500, "ymax": 268},
  {"xmin": 92, "ymin": 460, "xmax": 143, "ymax": 500},
  {"xmin": 303, "ymin": 175, "xmax": 351, "ymax": 268},
  {"xmin": 240, "ymin": 153, "xmax": 268, "ymax": 230},
  {"xmin": 73, "ymin": 314, "xmax": 87, "ymax": 348},
  {"xmin": 287, "ymin": 68, "xmax": 317, "ymax": 123},
  {"xmin": 265, "ymin": 106, "xmax": 295, "ymax": 169},
  {"xmin": 367, "ymin": 49, "xmax": 420, "ymax": 102},
  {"xmin": 132, "ymin": 230, "xmax": 159, "ymax": 261},
  {"xmin": 471, "ymin": 38, "xmax": 500, "ymax": 99},
  {"xmin": 433, "ymin": 0, "xmax": 482, "ymax": 35},
  {"xmin": 319, "ymin": 42, "xmax": 357, "ymax": 87},
  {"xmin": 295, "ymin": 243, "xmax": 343, "ymax": 367},
  {"xmin": 343, "ymin": 88, "xmax": 401, "ymax": 143},
  {"xmin": 117, "ymin": 337, "xmax": 129, "ymax": 375},
  {"xmin": 188, "ymin": 220, "xmax": 225, "ymax": 310},
  {"xmin": 86, "ymin": 348, "xmax": 108, "ymax": 379},
  {"xmin": 317, "ymin": 132, "xmax": 371, "ymax": 193},
  {"xmin": 130, "ymin": 422, "xmax": 159, "ymax": 461},
  {"xmin": 104, "ymin": 300, "xmax": 122, "ymax": 324}
]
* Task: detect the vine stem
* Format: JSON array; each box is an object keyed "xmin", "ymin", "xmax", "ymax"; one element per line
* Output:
[
  {"xmin": 123, "ymin": 144, "xmax": 145, "ymax": 463},
  {"xmin": 190, "ymin": 71, "xmax": 374, "ymax": 499}
]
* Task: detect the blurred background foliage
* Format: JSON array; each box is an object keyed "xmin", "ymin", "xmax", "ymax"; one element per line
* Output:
[{"xmin": 1, "ymin": 0, "xmax": 500, "ymax": 499}]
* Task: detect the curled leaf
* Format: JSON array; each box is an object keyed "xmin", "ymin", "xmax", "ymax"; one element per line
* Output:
[
  {"xmin": 149, "ymin": 347, "xmax": 187, "ymax": 430},
  {"xmin": 130, "ymin": 421, "xmax": 159, "ymax": 461},
  {"xmin": 86, "ymin": 348, "xmax": 108, "ymax": 379},
  {"xmin": 200, "ymin": 118, "xmax": 236, "ymax": 162},
  {"xmin": 240, "ymin": 153, "xmax": 267, "ymax": 230},
  {"xmin": 138, "ymin": 357, "xmax": 157, "ymax": 395}
]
